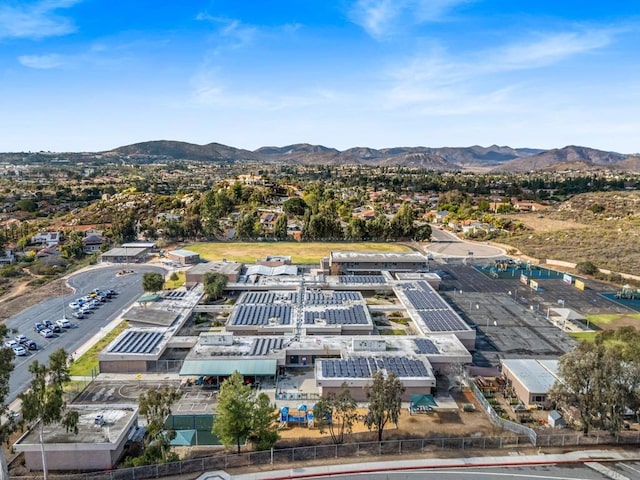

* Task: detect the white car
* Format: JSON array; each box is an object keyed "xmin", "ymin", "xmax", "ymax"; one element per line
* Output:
[
  {"xmin": 4, "ymin": 340, "xmax": 18, "ymax": 349},
  {"xmin": 68, "ymin": 301, "xmax": 81, "ymax": 310},
  {"xmin": 39, "ymin": 328, "xmax": 54, "ymax": 338},
  {"xmin": 15, "ymin": 335, "xmax": 27, "ymax": 344},
  {"xmin": 12, "ymin": 345, "xmax": 27, "ymax": 356},
  {"xmin": 56, "ymin": 318, "xmax": 71, "ymax": 329}
]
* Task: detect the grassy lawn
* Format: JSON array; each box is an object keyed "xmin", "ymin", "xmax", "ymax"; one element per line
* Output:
[
  {"xmin": 68, "ymin": 321, "xmax": 129, "ymax": 377},
  {"xmin": 186, "ymin": 242, "xmax": 412, "ymax": 264},
  {"xmin": 164, "ymin": 271, "xmax": 185, "ymax": 289},
  {"xmin": 568, "ymin": 332, "xmax": 598, "ymax": 342},
  {"xmin": 585, "ymin": 313, "xmax": 640, "ymax": 326}
]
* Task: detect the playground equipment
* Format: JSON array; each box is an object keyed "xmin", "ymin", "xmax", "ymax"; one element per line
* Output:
[
  {"xmin": 616, "ymin": 285, "xmax": 640, "ymax": 300},
  {"xmin": 280, "ymin": 405, "xmax": 316, "ymax": 427}
]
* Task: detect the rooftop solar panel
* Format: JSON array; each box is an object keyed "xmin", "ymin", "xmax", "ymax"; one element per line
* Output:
[
  {"xmin": 338, "ymin": 275, "xmax": 386, "ymax": 284},
  {"xmin": 414, "ymin": 338, "xmax": 440, "ymax": 354},
  {"xmin": 320, "ymin": 357, "xmax": 430, "ymax": 379},
  {"xmin": 305, "ymin": 291, "xmax": 361, "ymax": 305},
  {"xmin": 109, "ymin": 331, "xmax": 163, "ymax": 354},
  {"xmin": 248, "ymin": 337, "xmax": 284, "ymax": 356},
  {"xmin": 231, "ymin": 305, "xmax": 292, "ymax": 326},
  {"xmin": 303, "ymin": 305, "xmax": 369, "ymax": 325}
]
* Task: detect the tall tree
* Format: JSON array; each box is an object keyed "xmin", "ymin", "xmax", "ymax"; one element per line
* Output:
[
  {"xmin": 283, "ymin": 197, "xmax": 308, "ymax": 217},
  {"xmin": 110, "ymin": 209, "xmax": 137, "ymax": 244},
  {"xmin": 133, "ymin": 386, "xmax": 181, "ymax": 465},
  {"xmin": 236, "ymin": 211, "xmax": 259, "ymax": 239},
  {"xmin": 203, "ymin": 272, "xmax": 228, "ymax": 301},
  {"xmin": 20, "ymin": 349, "xmax": 79, "ymax": 480},
  {"xmin": 142, "ymin": 272, "xmax": 164, "ymax": 293},
  {"xmin": 248, "ymin": 393, "xmax": 279, "ymax": 451},
  {"xmin": 549, "ymin": 341, "xmax": 609, "ymax": 434},
  {"xmin": 364, "ymin": 371, "xmax": 405, "ymax": 442},
  {"xmin": 313, "ymin": 383, "xmax": 358, "ymax": 444},
  {"xmin": 213, "ymin": 371, "xmax": 253, "ymax": 453},
  {"xmin": 0, "ymin": 325, "xmax": 17, "ymax": 480},
  {"xmin": 273, "ymin": 214, "xmax": 288, "ymax": 240},
  {"xmin": 60, "ymin": 231, "xmax": 84, "ymax": 260}
]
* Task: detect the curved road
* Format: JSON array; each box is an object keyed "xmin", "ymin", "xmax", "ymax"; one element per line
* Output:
[
  {"xmin": 424, "ymin": 229, "xmax": 505, "ymax": 259},
  {"xmin": 5, "ymin": 264, "xmax": 164, "ymax": 404}
]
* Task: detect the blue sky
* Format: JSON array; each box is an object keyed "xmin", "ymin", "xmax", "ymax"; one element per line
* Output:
[{"xmin": 1, "ymin": 0, "xmax": 639, "ymax": 153}]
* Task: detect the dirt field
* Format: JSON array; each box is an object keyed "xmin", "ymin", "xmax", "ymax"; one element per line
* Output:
[{"xmin": 502, "ymin": 213, "xmax": 588, "ymax": 232}]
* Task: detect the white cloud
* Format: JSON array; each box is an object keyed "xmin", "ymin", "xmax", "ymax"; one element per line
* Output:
[
  {"xmin": 386, "ymin": 28, "xmax": 616, "ymax": 111},
  {"xmin": 494, "ymin": 30, "xmax": 613, "ymax": 70},
  {"xmin": 0, "ymin": 0, "xmax": 80, "ymax": 40},
  {"xmin": 18, "ymin": 53, "xmax": 66, "ymax": 69},
  {"xmin": 195, "ymin": 13, "xmax": 257, "ymax": 52},
  {"xmin": 348, "ymin": 0, "xmax": 472, "ymax": 39}
]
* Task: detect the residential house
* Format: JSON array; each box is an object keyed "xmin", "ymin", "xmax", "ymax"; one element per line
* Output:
[
  {"xmin": 0, "ymin": 248, "xmax": 15, "ymax": 264},
  {"xmin": 31, "ymin": 231, "xmax": 60, "ymax": 247},
  {"xmin": 82, "ymin": 234, "xmax": 105, "ymax": 254}
]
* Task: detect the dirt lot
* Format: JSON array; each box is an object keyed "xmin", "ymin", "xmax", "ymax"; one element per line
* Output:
[
  {"xmin": 0, "ymin": 278, "xmax": 73, "ymax": 323},
  {"xmin": 277, "ymin": 390, "xmax": 497, "ymax": 446},
  {"xmin": 503, "ymin": 213, "xmax": 588, "ymax": 232}
]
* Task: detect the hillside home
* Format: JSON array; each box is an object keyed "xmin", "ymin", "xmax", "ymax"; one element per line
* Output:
[
  {"xmin": 31, "ymin": 231, "xmax": 60, "ymax": 247},
  {"xmin": 82, "ymin": 234, "xmax": 105, "ymax": 254},
  {"xmin": 0, "ymin": 248, "xmax": 15, "ymax": 264}
]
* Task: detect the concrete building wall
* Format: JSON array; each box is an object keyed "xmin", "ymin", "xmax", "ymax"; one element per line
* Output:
[
  {"xmin": 99, "ymin": 359, "xmax": 148, "ymax": 373},
  {"xmin": 321, "ymin": 384, "xmax": 433, "ymax": 402}
]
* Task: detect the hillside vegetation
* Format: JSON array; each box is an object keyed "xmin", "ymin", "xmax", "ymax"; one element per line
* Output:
[{"xmin": 505, "ymin": 191, "xmax": 640, "ymax": 275}]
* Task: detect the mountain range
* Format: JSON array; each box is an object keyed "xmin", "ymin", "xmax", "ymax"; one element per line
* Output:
[
  {"xmin": 22, "ymin": 141, "xmax": 640, "ymax": 172},
  {"xmin": 103, "ymin": 141, "xmax": 640, "ymax": 172}
]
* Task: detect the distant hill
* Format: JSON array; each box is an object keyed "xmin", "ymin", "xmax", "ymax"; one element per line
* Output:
[
  {"xmin": 492, "ymin": 145, "xmax": 628, "ymax": 172},
  {"xmin": 54, "ymin": 140, "xmax": 635, "ymax": 172}
]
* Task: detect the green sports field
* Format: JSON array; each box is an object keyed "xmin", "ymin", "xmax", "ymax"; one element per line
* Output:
[{"xmin": 185, "ymin": 242, "xmax": 412, "ymax": 264}]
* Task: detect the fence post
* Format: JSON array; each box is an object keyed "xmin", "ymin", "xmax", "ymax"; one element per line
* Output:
[
  {"xmin": 158, "ymin": 464, "xmax": 161, "ymax": 478},
  {"xmin": 379, "ymin": 442, "xmax": 382, "ymax": 456},
  {"xmin": 335, "ymin": 444, "xmax": 338, "ymax": 459},
  {"xmin": 499, "ymin": 436, "xmax": 503, "ymax": 449},
  {"xmin": 399, "ymin": 440, "xmax": 402, "ymax": 454}
]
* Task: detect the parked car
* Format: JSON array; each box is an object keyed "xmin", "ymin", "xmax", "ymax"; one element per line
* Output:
[
  {"xmin": 34, "ymin": 322, "xmax": 45, "ymax": 333},
  {"xmin": 39, "ymin": 328, "xmax": 53, "ymax": 338},
  {"xmin": 4, "ymin": 339, "xmax": 18, "ymax": 349},
  {"xmin": 71, "ymin": 311, "xmax": 84, "ymax": 319},
  {"xmin": 20, "ymin": 338, "xmax": 37, "ymax": 350},
  {"xmin": 56, "ymin": 318, "xmax": 71, "ymax": 329},
  {"xmin": 14, "ymin": 335, "xmax": 27, "ymax": 344},
  {"xmin": 43, "ymin": 320, "xmax": 62, "ymax": 333},
  {"xmin": 12, "ymin": 345, "xmax": 27, "ymax": 356}
]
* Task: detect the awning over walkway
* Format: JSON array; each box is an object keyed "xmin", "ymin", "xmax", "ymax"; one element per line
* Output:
[
  {"xmin": 410, "ymin": 393, "xmax": 438, "ymax": 408},
  {"xmin": 179, "ymin": 359, "xmax": 277, "ymax": 377}
]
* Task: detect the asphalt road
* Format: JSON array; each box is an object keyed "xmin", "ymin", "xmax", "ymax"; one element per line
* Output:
[
  {"xmin": 5, "ymin": 264, "xmax": 164, "ymax": 404},
  {"xmin": 425, "ymin": 229, "xmax": 504, "ymax": 258},
  {"xmin": 297, "ymin": 462, "xmax": 640, "ymax": 480}
]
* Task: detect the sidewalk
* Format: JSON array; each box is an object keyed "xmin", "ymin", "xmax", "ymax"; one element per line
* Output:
[{"xmin": 211, "ymin": 449, "xmax": 640, "ymax": 480}]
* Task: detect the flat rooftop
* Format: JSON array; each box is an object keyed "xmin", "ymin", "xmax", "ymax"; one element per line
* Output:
[
  {"xmin": 184, "ymin": 333, "xmax": 470, "ymax": 363},
  {"xmin": 502, "ymin": 358, "xmax": 560, "ymax": 394},
  {"xmin": 15, "ymin": 407, "xmax": 137, "ymax": 446}
]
